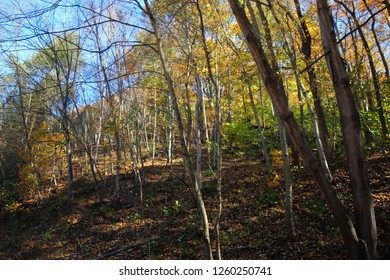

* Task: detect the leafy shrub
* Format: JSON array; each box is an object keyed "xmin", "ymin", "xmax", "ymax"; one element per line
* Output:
[
  {"xmin": 223, "ymin": 120, "xmax": 260, "ymax": 157},
  {"xmin": 0, "ymin": 180, "xmax": 20, "ymax": 211}
]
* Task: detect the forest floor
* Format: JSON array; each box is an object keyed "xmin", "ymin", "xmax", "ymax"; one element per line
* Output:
[{"xmin": 0, "ymin": 151, "xmax": 389, "ymax": 260}]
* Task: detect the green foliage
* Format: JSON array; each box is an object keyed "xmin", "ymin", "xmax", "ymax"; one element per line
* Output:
[
  {"xmin": 0, "ymin": 180, "xmax": 20, "ymax": 210},
  {"xmin": 1, "ymin": 152, "xmax": 23, "ymax": 182},
  {"xmin": 203, "ymin": 168, "xmax": 214, "ymax": 177},
  {"xmin": 255, "ymin": 189, "xmax": 278, "ymax": 206},
  {"xmin": 305, "ymin": 198, "xmax": 329, "ymax": 218},
  {"xmin": 134, "ymin": 212, "xmax": 141, "ymax": 221},
  {"xmin": 359, "ymin": 109, "xmax": 384, "ymax": 147},
  {"xmin": 42, "ymin": 227, "xmax": 56, "ymax": 242},
  {"xmin": 223, "ymin": 120, "xmax": 261, "ymax": 157},
  {"xmin": 162, "ymin": 206, "xmax": 171, "ymax": 216},
  {"xmin": 0, "ymin": 153, "xmax": 26, "ymax": 208},
  {"xmin": 162, "ymin": 200, "xmax": 181, "ymax": 217}
]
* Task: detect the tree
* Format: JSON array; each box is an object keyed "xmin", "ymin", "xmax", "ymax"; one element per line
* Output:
[
  {"xmin": 250, "ymin": 0, "xmax": 297, "ymax": 241},
  {"xmin": 23, "ymin": 30, "xmax": 84, "ymax": 207},
  {"xmin": 140, "ymin": 0, "xmax": 213, "ymax": 259},
  {"xmin": 292, "ymin": 0, "xmax": 333, "ymax": 161},
  {"xmin": 227, "ymin": 0, "xmax": 374, "ymax": 259},
  {"xmin": 317, "ymin": 0, "xmax": 377, "ymax": 258},
  {"xmin": 336, "ymin": 0, "xmax": 388, "ymax": 142}
]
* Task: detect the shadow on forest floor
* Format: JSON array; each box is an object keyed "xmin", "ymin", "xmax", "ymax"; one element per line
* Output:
[{"xmin": 0, "ymin": 153, "xmax": 389, "ymax": 259}]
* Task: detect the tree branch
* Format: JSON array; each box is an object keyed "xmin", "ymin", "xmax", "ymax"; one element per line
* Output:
[
  {"xmin": 95, "ymin": 234, "xmax": 159, "ymax": 259},
  {"xmin": 300, "ymin": 4, "xmax": 388, "ymax": 74}
]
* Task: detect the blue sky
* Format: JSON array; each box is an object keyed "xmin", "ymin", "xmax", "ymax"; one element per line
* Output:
[{"xmin": 0, "ymin": 0, "xmax": 145, "ymax": 105}]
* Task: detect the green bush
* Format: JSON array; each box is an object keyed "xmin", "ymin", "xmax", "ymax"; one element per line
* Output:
[
  {"xmin": 223, "ymin": 120, "xmax": 260, "ymax": 157},
  {"xmin": 0, "ymin": 180, "xmax": 20, "ymax": 211}
]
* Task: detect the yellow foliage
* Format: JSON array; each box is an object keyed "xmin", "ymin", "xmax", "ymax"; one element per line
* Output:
[
  {"xmin": 17, "ymin": 121, "xmax": 65, "ymax": 198},
  {"xmin": 270, "ymin": 149, "xmax": 283, "ymax": 169}
]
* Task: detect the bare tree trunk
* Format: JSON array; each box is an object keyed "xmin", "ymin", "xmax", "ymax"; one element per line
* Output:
[
  {"xmin": 317, "ymin": 0, "xmax": 377, "ymax": 259},
  {"xmin": 227, "ymin": 70, "xmax": 233, "ymax": 124},
  {"xmin": 72, "ymin": 100, "xmax": 103, "ymax": 202},
  {"xmin": 185, "ymin": 60, "xmax": 193, "ymax": 149},
  {"xmin": 184, "ymin": 12, "xmax": 204, "ymax": 231},
  {"xmin": 102, "ymin": 136, "xmax": 107, "ymax": 177},
  {"xmin": 267, "ymin": 1, "xmax": 332, "ymax": 180},
  {"xmin": 337, "ymin": 1, "xmax": 388, "ymax": 141},
  {"xmin": 109, "ymin": 137, "xmax": 114, "ymax": 175},
  {"xmin": 244, "ymin": 72, "xmax": 271, "ymax": 168},
  {"xmin": 94, "ymin": 98, "xmax": 104, "ymax": 173},
  {"xmin": 167, "ymin": 93, "xmax": 173, "ymax": 168},
  {"xmin": 135, "ymin": 103, "xmax": 144, "ymax": 208},
  {"xmin": 49, "ymin": 148, "xmax": 58, "ymax": 194},
  {"xmin": 383, "ymin": 0, "xmax": 390, "ymax": 16},
  {"xmin": 152, "ymin": 86, "xmax": 157, "ymax": 167},
  {"xmin": 143, "ymin": 0, "xmax": 213, "ymax": 259},
  {"xmin": 195, "ymin": 0, "xmax": 223, "ymax": 258},
  {"xmin": 228, "ymin": 0, "xmax": 368, "ymax": 259},
  {"xmin": 0, "ymin": 161, "xmax": 6, "ymax": 184},
  {"xmin": 362, "ymin": 0, "xmax": 389, "ymax": 79},
  {"xmin": 66, "ymin": 138, "xmax": 73, "ymax": 207},
  {"xmin": 194, "ymin": 65, "xmax": 206, "ymax": 258},
  {"xmin": 289, "ymin": 51, "xmax": 332, "ymax": 180},
  {"xmin": 113, "ymin": 130, "xmax": 121, "ymax": 201},
  {"xmin": 276, "ymin": 108, "xmax": 296, "ymax": 241},
  {"xmin": 143, "ymin": 107, "xmax": 150, "ymax": 152},
  {"xmin": 293, "ymin": 0, "xmax": 333, "ymax": 161},
  {"xmin": 202, "ymin": 92, "xmax": 210, "ymax": 160},
  {"xmin": 253, "ymin": 0, "xmax": 297, "ymax": 241},
  {"xmin": 348, "ymin": 25, "xmax": 376, "ymax": 145},
  {"xmin": 297, "ymin": 86, "xmax": 305, "ymax": 131}
]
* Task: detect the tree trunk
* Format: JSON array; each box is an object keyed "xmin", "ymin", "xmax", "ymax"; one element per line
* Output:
[
  {"xmin": 66, "ymin": 138, "xmax": 73, "ymax": 207},
  {"xmin": 167, "ymin": 93, "xmax": 173, "ymax": 167},
  {"xmin": 267, "ymin": 1, "xmax": 332, "ymax": 180},
  {"xmin": 293, "ymin": 0, "xmax": 333, "ymax": 161},
  {"xmin": 94, "ymin": 98, "xmax": 104, "ymax": 169},
  {"xmin": 317, "ymin": 0, "xmax": 377, "ymax": 259},
  {"xmin": 0, "ymin": 161, "xmax": 6, "ymax": 184},
  {"xmin": 227, "ymin": 70, "xmax": 233, "ymax": 124},
  {"xmin": 244, "ymin": 72, "xmax": 271, "ymax": 168},
  {"xmin": 363, "ymin": 0, "xmax": 389, "ymax": 79},
  {"xmin": 113, "ymin": 129, "xmax": 121, "ymax": 201},
  {"xmin": 290, "ymin": 51, "xmax": 332, "ymax": 180},
  {"xmin": 109, "ymin": 137, "xmax": 114, "ymax": 175},
  {"xmin": 143, "ymin": 0, "xmax": 213, "ymax": 259},
  {"xmin": 276, "ymin": 108, "xmax": 296, "ymax": 242},
  {"xmin": 383, "ymin": 0, "xmax": 390, "ymax": 21},
  {"xmin": 337, "ymin": 1, "xmax": 388, "ymax": 141},
  {"xmin": 195, "ymin": 0, "xmax": 222, "ymax": 259},
  {"xmin": 135, "ymin": 109, "xmax": 144, "ymax": 208},
  {"xmin": 254, "ymin": 0, "xmax": 297, "ymax": 240},
  {"xmin": 228, "ymin": 0, "xmax": 368, "ymax": 259},
  {"xmin": 152, "ymin": 86, "xmax": 157, "ymax": 167},
  {"xmin": 185, "ymin": 63, "xmax": 193, "ymax": 150},
  {"xmin": 202, "ymin": 92, "xmax": 210, "ymax": 160}
]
